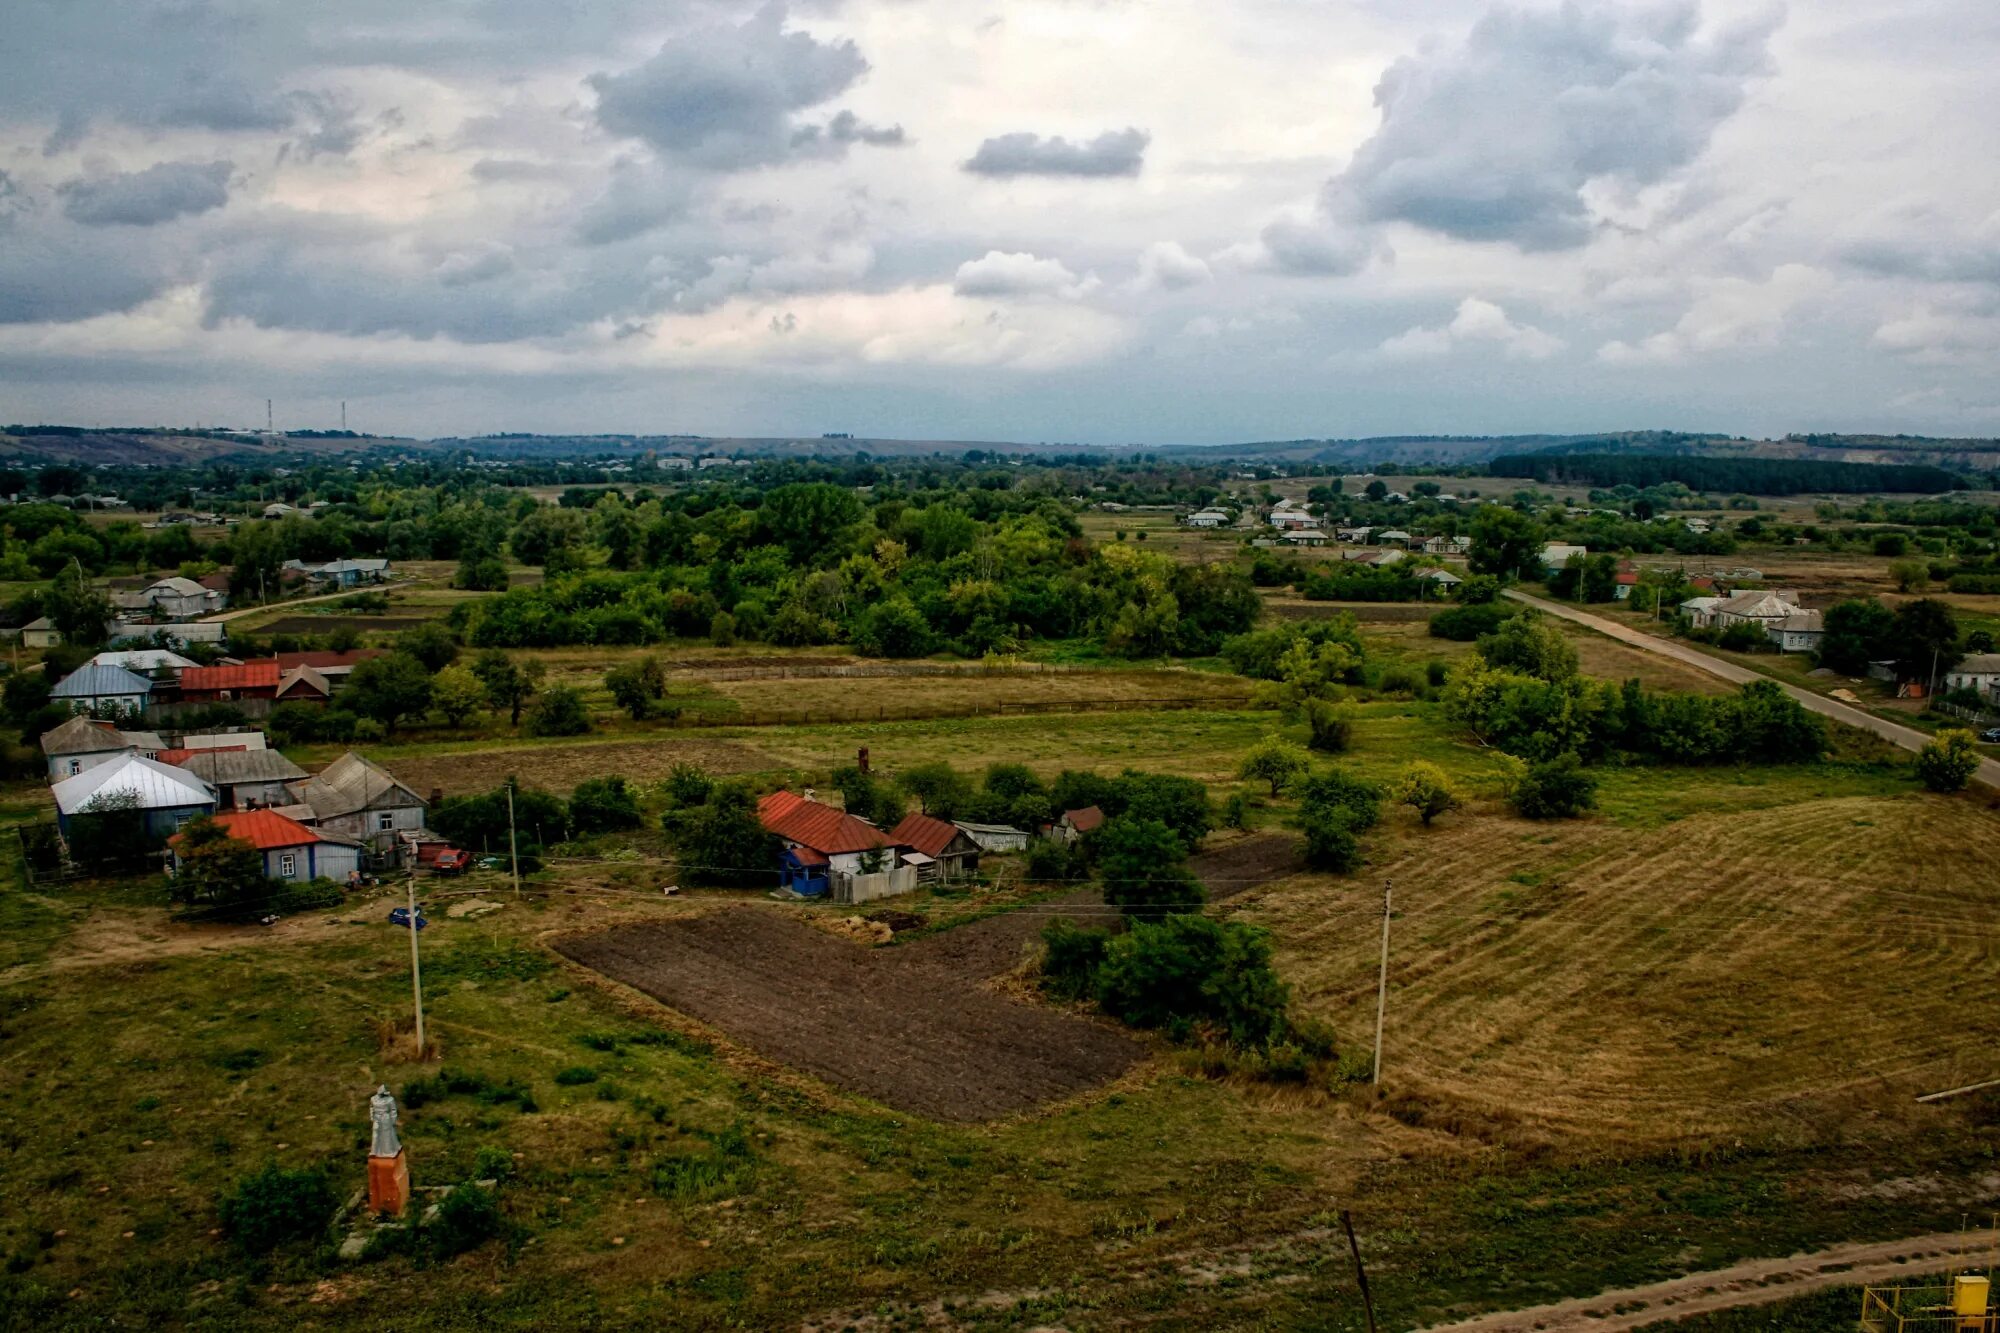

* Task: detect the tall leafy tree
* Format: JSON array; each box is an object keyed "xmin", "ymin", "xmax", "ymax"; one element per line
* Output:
[
  {"xmin": 1467, "ymin": 505, "xmax": 1545, "ymax": 580},
  {"xmin": 343, "ymin": 653, "xmax": 434, "ymax": 735}
]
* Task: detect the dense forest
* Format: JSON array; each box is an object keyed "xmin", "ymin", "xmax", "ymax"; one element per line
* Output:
[{"xmin": 1488, "ymin": 453, "xmax": 1965, "ymax": 496}]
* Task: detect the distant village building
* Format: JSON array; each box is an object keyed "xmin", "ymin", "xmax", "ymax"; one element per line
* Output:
[
  {"xmin": 758, "ymin": 789, "xmax": 909, "ymax": 899},
  {"xmin": 50, "ymin": 663, "xmax": 153, "ymax": 717},
  {"xmin": 1540, "ymin": 543, "xmax": 1589, "ymax": 574},
  {"xmin": 953, "ymin": 820, "xmax": 1031, "ymax": 853},
  {"xmin": 39, "ymin": 716, "xmax": 164, "ymax": 779},
  {"xmin": 1943, "ymin": 653, "xmax": 2000, "ymax": 698}
]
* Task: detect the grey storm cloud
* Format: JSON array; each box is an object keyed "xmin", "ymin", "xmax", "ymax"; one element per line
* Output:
[
  {"xmin": 589, "ymin": 5, "xmax": 882, "ymax": 169},
  {"xmin": 792, "ymin": 109, "xmax": 907, "ymax": 152},
  {"xmin": 963, "ymin": 128, "xmax": 1148, "ymax": 178},
  {"xmin": 1842, "ymin": 210, "xmax": 2000, "ymax": 286},
  {"xmin": 1329, "ymin": 1, "xmax": 1781, "ymax": 250},
  {"xmin": 0, "ymin": 219, "xmax": 179, "ymax": 322},
  {"xmin": 1258, "ymin": 216, "xmax": 1377, "ymax": 277},
  {"xmin": 60, "ymin": 160, "xmax": 234, "ymax": 227}
]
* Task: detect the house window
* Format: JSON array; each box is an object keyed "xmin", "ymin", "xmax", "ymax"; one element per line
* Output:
[
  {"xmin": 279, "ymin": 853, "xmax": 296, "ymax": 877},
  {"xmin": 67, "ymin": 760, "xmax": 81, "ymax": 775},
  {"xmin": 377, "ymin": 812, "xmax": 394, "ymax": 832}
]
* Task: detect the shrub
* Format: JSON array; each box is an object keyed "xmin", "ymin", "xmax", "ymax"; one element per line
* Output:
[
  {"xmin": 1302, "ymin": 809, "xmax": 1362, "ymax": 873},
  {"xmin": 553, "ymin": 1065, "xmax": 599, "ymax": 1086},
  {"xmin": 1872, "ymin": 532, "xmax": 1909, "ymax": 557},
  {"xmin": 525, "ymin": 685, "xmax": 592, "ymax": 737},
  {"xmin": 1297, "ymin": 768, "xmax": 1382, "ymax": 832},
  {"xmin": 1094, "ymin": 915, "xmax": 1291, "ymax": 1050},
  {"xmin": 1917, "ymin": 728, "xmax": 1981, "ymax": 794},
  {"xmin": 1221, "ymin": 791, "xmax": 1250, "ymax": 829},
  {"xmin": 662, "ymin": 761, "xmax": 713, "ymax": 809},
  {"xmin": 1039, "ymin": 920, "xmax": 1111, "ymax": 1000},
  {"xmin": 570, "ymin": 775, "xmax": 642, "ymax": 834},
  {"xmin": 1429, "ymin": 602, "xmax": 1514, "ymax": 641},
  {"xmin": 1425, "ymin": 659, "xmax": 1449, "ymax": 688},
  {"xmin": 1376, "ymin": 663, "xmax": 1420, "ymax": 696},
  {"xmin": 1509, "ymin": 753, "xmax": 1599, "ymax": 819},
  {"xmin": 1302, "ymin": 697, "xmax": 1354, "ymax": 753},
  {"xmin": 1097, "ymin": 816, "xmax": 1204, "ymax": 918},
  {"xmin": 1025, "ymin": 837, "xmax": 1086, "ymax": 884},
  {"xmin": 427, "ymin": 1184, "xmax": 503, "ymax": 1258},
  {"xmin": 218, "ymin": 1163, "xmax": 337, "ymax": 1251},
  {"xmin": 1394, "ymin": 761, "xmax": 1461, "ymax": 826},
  {"xmin": 1718, "ymin": 621, "xmax": 1766, "ymax": 652},
  {"xmin": 472, "ymin": 1146, "xmax": 514, "ymax": 1181},
  {"xmin": 652, "ymin": 1125, "xmax": 756, "ymax": 1203}
]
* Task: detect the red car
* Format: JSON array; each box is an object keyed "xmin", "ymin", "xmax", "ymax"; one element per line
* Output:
[{"xmin": 413, "ymin": 842, "xmax": 471, "ymax": 875}]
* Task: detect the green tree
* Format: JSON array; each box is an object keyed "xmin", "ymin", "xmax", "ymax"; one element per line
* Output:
[
  {"xmin": 170, "ymin": 816, "xmax": 270, "ymax": 908},
  {"xmin": 43, "ymin": 564, "xmax": 113, "ymax": 648},
  {"xmin": 852, "ymin": 596, "xmax": 934, "ymax": 658},
  {"xmin": 510, "ymin": 505, "xmax": 591, "ymax": 569},
  {"xmin": 430, "ymin": 664, "xmax": 486, "ymax": 728},
  {"xmin": 571, "ymin": 776, "xmax": 642, "ymax": 833},
  {"xmin": 1302, "ymin": 697, "xmax": 1355, "ymax": 753},
  {"xmin": 1467, "ymin": 505, "xmax": 1545, "ymax": 580},
  {"xmin": 1238, "ymin": 735, "xmax": 1310, "ymax": 796},
  {"xmin": 455, "ymin": 555, "xmax": 510, "ymax": 591},
  {"xmin": 604, "ymin": 656, "xmax": 668, "ymax": 720},
  {"xmin": 228, "ymin": 520, "xmax": 285, "ymax": 602},
  {"xmin": 1508, "ymin": 753, "xmax": 1598, "ymax": 819},
  {"xmin": 1476, "ymin": 611, "xmax": 1578, "ymax": 683},
  {"xmin": 1916, "ymin": 729, "xmax": 1980, "ymax": 794},
  {"xmin": 525, "ymin": 684, "xmax": 591, "ymax": 737},
  {"xmin": 899, "ymin": 761, "xmax": 972, "ymax": 818},
  {"xmin": 343, "ymin": 653, "xmax": 434, "ymax": 736},
  {"xmin": 401, "ymin": 622, "xmax": 460, "ymax": 672},
  {"xmin": 1394, "ymin": 760, "xmax": 1461, "ymax": 826},
  {"xmin": 1096, "ymin": 816, "xmax": 1203, "ymax": 918},
  {"xmin": 218, "ymin": 1163, "xmax": 337, "ymax": 1253},
  {"xmin": 761, "ymin": 482, "xmax": 866, "ymax": 563},
  {"xmin": 1890, "ymin": 598, "xmax": 1961, "ymax": 687},
  {"xmin": 1888, "ymin": 558, "xmax": 1931, "ymax": 593},
  {"xmin": 472, "ymin": 649, "xmax": 540, "ymax": 726},
  {"xmin": 1094, "ymin": 915, "xmax": 1291, "ymax": 1049},
  {"xmin": 1816, "ymin": 599, "xmax": 1893, "ymax": 674},
  {"xmin": 1301, "ymin": 807, "xmax": 1362, "ymax": 873},
  {"xmin": 672, "ymin": 784, "xmax": 777, "ymax": 887}
]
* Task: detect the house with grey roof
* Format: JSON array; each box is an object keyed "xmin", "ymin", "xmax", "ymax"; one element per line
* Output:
[
  {"xmin": 285, "ymin": 752, "xmax": 428, "ymax": 855},
  {"xmin": 40, "ymin": 715, "xmax": 163, "ymax": 779},
  {"xmin": 172, "ymin": 748, "xmax": 310, "ymax": 810},
  {"xmin": 50, "ymin": 753, "xmax": 217, "ymax": 841},
  {"xmin": 1944, "ymin": 653, "xmax": 2000, "ymax": 700},
  {"xmin": 50, "ymin": 662, "xmax": 153, "ymax": 718}
]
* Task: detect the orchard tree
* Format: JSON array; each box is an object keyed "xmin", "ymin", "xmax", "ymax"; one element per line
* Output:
[
  {"xmin": 1096, "ymin": 816, "xmax": 1204, "ymax": 919},
  {"xmin": 430, "ymin": 664, "xmax": 487, "ymax": 729},
  {"xmin": 1916, "ymin": 729, "xmax": 1980, "ymax": 794},
  {"xmin": 604, "ymin": 656, "xmax": 668, "ymax": 720},
  {"xmin": 171, "ymin": 817, "xmax": 269, "ymax": 909},
  {"xmin": 1238, "ymin": 735, "xmax": 1310, "ymax": 796},
  {"xmin": 1467, "ymin": 505, "xmax": 1545, "ymax": 581},
  {"xmin": 343, "ymin": 653, "xmax": 434, "ymax": 735},
  {"xmin": 472, "ymin": 649, "xmax": 541, "ymax": 726}
]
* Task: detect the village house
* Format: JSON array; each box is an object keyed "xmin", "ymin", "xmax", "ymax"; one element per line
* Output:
[
  {"xmin": 283, "ymin": 558, "xmax": 392, "ymax": 587},
  {"xmin": 1268, "ymin": 510, "xmax": 1321, "ymax": 531},
  {"xmin": 1769, "ymin": 611, "xmax": 1825, "ymax": 654},
  {"xmin": 51, "ymin": 753, "xmax": 217, "ymax": 841},
  {"xmin": 170, "ymin": 809, "xmax": 365, "ymax": 884},
  {"xmin": 169, "ymin": 748, "xmax": 310, "ymax": 809},
  {"xmin": 51, "ymin": 662, "xmax": 154, "ymax": 718},
  {"xmin": 758, "ymin": 789, "xmax": 910, "ymax": 899},
  {"xmin": 1335, "ymin": 525, "xmax": 1373, "ymax": 544},
  {"xmin": 1418, "ymin": 534, "xmax": 1472, "ymax": 556},
  {"xmin": 40, "ymin": 716, "xmax": 165, "ymax": 779},
  {"xmin": 88, "ymin": 649, "xmax": 198, "ymax": 681},
  {"xmin": 1376, "ymin": 529, "xmax": 1414, "ymax": 547},
  {"xmin": 285, "ymin": 752, "xmax": 430, "ymax": 857},
  {"xmin": 1422, "ymin": 568, "xmax": 1463, "ymax": 592},
  {"xmin": 1282, "ymin": 530, "xmax": 1329, "ymax": 547},
  {"xmin": 887, "ymin": 811, "xmax": 982, "ymax": 883},
  {"xmin": 1943, "ymin": 653, "xmax": 2000, "ymax": 698},
  {"xmin": 1182, "ymin": 508, "xmax": 1230, "ymax": 528},
  {"xmin": 1614, "ymin": 571, "xmax": 1640, "ymax": 600},
  {"xmin": 178, "ymin": 660, "xmax": 282, "ymax": 703},
  {"xmin": 1710, "ymin": 590, "xmax": 1807, "ymax": 632},
  {"xmin": 1540, "ymin": 543, "xmax": 1588, "ymax": 573},
  {"xmin": 21, "ymin": 617, "xmax": 66, "ymax": 648},
  {"xmin": 1053, "ymin": 805, "xmax": 1105, "ymax": 844}
]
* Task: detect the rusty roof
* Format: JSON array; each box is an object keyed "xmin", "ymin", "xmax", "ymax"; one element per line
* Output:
[
  {"xmin": 888, "ymin": 811, "xmax": 969, "ymax": 858},
  {"xmin": 180, "ymin": 660, "xmax": 282, "ymax": 691},
  {"xmin": 758, "ymin": 790, "xmax": 894, "ymax": 855}
]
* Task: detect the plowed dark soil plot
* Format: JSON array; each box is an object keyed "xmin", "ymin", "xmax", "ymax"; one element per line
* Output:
[
  {"xmin": 559, "ymin": 912, "xmax": 1143, "ymax": 1122},
  {"xmin": 1189, "ymin": 833, "xmax": 1305, "ymax": 901}
]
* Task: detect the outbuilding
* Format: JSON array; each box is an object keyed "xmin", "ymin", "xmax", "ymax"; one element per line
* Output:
[
  {"xmin": 953, "ymin": 820, "xmax": 1032, "ymax": 853},
  {"xmin": 888, "ymin": 812, "xmax": 982, "ymax": 882},
  {"xmin": 170, "ymin": 809, "xmax": 364, "ymax": 884},
  {"xmin": 286, "ymin": 752, "xmax": 429, "ymax": 855},
  {"xmin": 171, "ymin": 748, "xmax": 311, "ymax": 809}
]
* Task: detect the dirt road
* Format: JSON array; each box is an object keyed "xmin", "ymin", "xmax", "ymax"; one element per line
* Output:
[
  {"xmin": 1508, "ymin": 590, "xmax": 2000, "ymax": 790},
  {"xmin": 1419, "ymin": 1226, "xmax": 2000, "ymax": 1331}
]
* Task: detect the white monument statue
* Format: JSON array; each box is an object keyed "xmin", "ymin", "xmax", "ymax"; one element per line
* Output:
[{"xmin": 369, "ymin": 1085, "xmax": 402, "ymax": 1158}]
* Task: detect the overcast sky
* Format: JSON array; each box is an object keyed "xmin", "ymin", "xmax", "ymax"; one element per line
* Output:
[{"xmin": 1, "ymin": 0, "xmax": 1995, "ymax": 443}]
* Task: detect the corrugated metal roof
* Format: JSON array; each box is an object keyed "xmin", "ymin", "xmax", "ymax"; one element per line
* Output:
[
  {"xmin": 180, "ymin": 661, "xmax": 282, "ymax": 691},
  {"xmin": 89, "ymin": 650, "xmax": 198, "ymax": 673},
  {"xmin": 888, "ymin": 811, "xmax": 967, "ymax": 858},
  {"xmin": 51, "ymin": 753, "xmax": 215, "ymax": 815},
  {"xmin": 1064, "ymin": 805, "xmax": 1105, "ymax": 833},
  {"xmin": 40, "ymin": 716, "xmax": 128, "ymax": 756},
  {"xmin": 758, "ymin": 790, "xmax": 893, "ymax": 855},
  {"xmin": 290, "ymin": 752, "xmax": 425, "ymax": 819},
  {"xmin": 50, "ymin": 663, "xmax": 153, "ymax": 699},
  {"xmin": 174, "ymin": 749, "xmax": 308, "ymax": 786},
  {"xmin": 171, "ymin": 809, "xmax": 321, "ymax": 851}
]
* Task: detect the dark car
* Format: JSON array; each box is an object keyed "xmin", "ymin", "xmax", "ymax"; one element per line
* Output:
[{"xmin": 1981, "ymin": 728, "xmax": 2000, "ymax": 743}]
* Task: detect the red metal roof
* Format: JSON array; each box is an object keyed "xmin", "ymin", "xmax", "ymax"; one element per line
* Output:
[
  {"xmin": 757, "ymin": 790, "xmax": 894, "ymax": 855},
  {"xmin": 1064, "ymin": 805, "xmax": 1105, "ymax": 834},
  {"xmin": 180, "ymin": 661, "xmax": 282, "ymax": 691},
  {"xmin": 1615, "ymin": 572, "xmax": 1640, "ymax": 585},
  {"xmin": 169, "ymin": 809, "xmax": 321, "ymax": 852},
  {"xmin": 888, "ymin": 811, "xmax": 965, "ymax": 858},
  {"xmin": 158, "ymin": 745, "xmax": 246, "ymax": 766}
]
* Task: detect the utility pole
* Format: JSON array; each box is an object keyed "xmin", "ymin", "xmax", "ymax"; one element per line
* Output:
[
  {"xmin": 506, "ymin": 782, "xmax": 522, "ymax": 898},
  {"xmin": 1372, "ymin": 879, "xmax": 1392, "ymax": 1085},
  {"xmin": 405, "ymin": 873, "xmax": 426, "ymax": 1059}
]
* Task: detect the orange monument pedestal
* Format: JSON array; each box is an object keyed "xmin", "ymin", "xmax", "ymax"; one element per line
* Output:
[
  {"xmin": 367, "ymin": 1085, "xmax": 410, "ymax": 1216},
  {"xmin": 367, "ymin": 1150, "xmax": 410, "ymax": 1216}
]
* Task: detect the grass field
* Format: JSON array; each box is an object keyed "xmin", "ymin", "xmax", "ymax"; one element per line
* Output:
[{"xmin": 8, "ymin": 610, "xmax": 2000, "ymax": 1330}]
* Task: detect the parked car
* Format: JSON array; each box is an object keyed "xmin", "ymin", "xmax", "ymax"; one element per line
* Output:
[
  {"xmin": 413, "ymin": 841, "xmax": 472, "ymax": 874},
  {"xmin": 1980, "ymin": 727, "xmax": 2000, "ymax": 743}
]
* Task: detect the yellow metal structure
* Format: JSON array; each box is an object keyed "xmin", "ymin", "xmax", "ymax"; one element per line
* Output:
[{"xmin": 1862, "ymin": 1277, "xmax": 1996, "ymax": 1332}]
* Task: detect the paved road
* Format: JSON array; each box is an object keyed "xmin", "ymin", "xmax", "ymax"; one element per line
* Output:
[{"xmin": 1505, "ymin": 589, "xmax": 2000, "ymax": 790}]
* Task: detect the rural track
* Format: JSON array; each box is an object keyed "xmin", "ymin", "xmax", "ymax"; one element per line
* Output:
[
  {"xmin": 1506, "ymin": 590, "xmax": 2000, "ymax": 790},
  {"xmin": 1417, "ymin": 1226, "xmax": 2000, "ymax": 1331}
]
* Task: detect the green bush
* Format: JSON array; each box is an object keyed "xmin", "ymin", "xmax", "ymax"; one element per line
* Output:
[
  {"xmin": 526, "ymin": 684, "xmax": 592, "ymax": 736},
  {"xmin": 1376, "ymin": 663, "xmax": 1420, "ymax": 696},
  {"xmin": 1718, "ymin": 621, "xmax": 1766, "ymax": 652},
  {"xmin": 400, "ymin": 1068, "xmax": 538, "ymax": 1114},
  {"xmin": 1302, "ymin": 809, "xmax": 1362, "ymax": 873},
  {"xmin": 652, "ymin": 1125, "xmax": 756, "ymax": 1203},
  {"xmin": 1039, "ymin": 920, "xmax": 1111, "ymax": 1000},
  {"xmin": 662, "ymin": 761, "xmax": 714, "ymax": 809},
  {"xmin": 472, "ymin": 1146, "xmax": 514, "ymax": 1181},
  {"xmin": 1297, "ymin": 768, "xmax": 1382, "ymax": 832},
  {"xmin": 1025, "ymin": 837, "xmax": 1086, "ymax": 884},
  {"xmin": 1917, "ymin": 728, "xmax": 1981, "ymax": 794},
  {"xmin": 1509, "ymin": 753, "xmax": 1599, "ymax": 819},
  {"xmin": 218, "ymin": 1163, "xmax": 337, "ymax": 1252},
  {"xmin": 569, "ymin": 775, "xmax": 641, "ymax": 834},
  {"xmin": 1096, "ymin": 817, "xmax": 1204, "ymax": 918},
  {"xmin": 1429, "ymin": 602, "xmax": 1514, "ymax": 641},
  {"xmin": 1094, "ymin": 914, "xmax": 1291, "ymax": 1050},
  {"xmin": 427, "ymin": 1184, "xmax": 503, "ymax": 1257},
  {"xmin": 1302, "ymin": 697, "xmax": 1355, "ymax": 753},
  {"xmin": 553, "ymin": 1065, "xmax": 599, "ymax": 1086}
]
